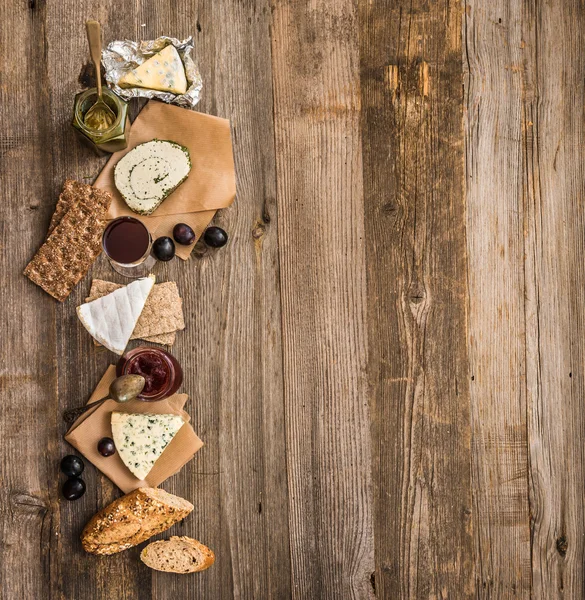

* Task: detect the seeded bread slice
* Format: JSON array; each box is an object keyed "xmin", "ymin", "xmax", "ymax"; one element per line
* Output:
[
  {"xmin": 140, "ymin": 536, "xmax": 215, "ymax": 573},
  {"xmin": 81, "ymin": 488, "xmax": 193, "ymax": 555}
]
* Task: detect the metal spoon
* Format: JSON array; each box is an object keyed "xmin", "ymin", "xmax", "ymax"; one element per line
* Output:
[
  {"xmin": 83, "ymin": 20, "xmax": 116, "ymax": 131},
  {"xmin": 63, "ymin": 374, "xmax": 146, "ymax": 426}
]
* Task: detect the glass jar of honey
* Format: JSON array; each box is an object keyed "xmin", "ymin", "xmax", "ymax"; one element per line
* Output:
[{"xmin": 72, "ymin": 87, "xmax": 130, "ymax": 155}]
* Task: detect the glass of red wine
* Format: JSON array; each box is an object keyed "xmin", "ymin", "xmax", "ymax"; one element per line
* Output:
[{"xmin": 102, "ymin": 216, "xmax": 156, "ymax": 278}]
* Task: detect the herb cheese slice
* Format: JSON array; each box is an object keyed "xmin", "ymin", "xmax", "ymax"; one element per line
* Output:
[
  {"xmin": 111, "ymin": 412, "xmax": 185, "ymax": 481},
  {"xmin": 114, "ymin": 140, "xmax": 191, "ymax": 215}
]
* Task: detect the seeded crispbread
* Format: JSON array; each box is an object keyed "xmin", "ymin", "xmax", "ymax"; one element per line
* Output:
[
  {"xmin": 24, "ymin": 183, "xmax": 112, "ymax": 302},
  {"xmin": 48, "ymin": 179, "xmax": 112, "ymax": 236},
  {"xmin": 87, "ymin": 279, "xmax": 184, "ymax": 345}
]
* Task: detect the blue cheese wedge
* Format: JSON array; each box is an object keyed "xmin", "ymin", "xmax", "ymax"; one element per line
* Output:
[
  {"xmin": 119, "ymin": 45, "xmax": 188, "ymax": 95},
  {"xmin": 111, "ymin": 412, "xmax": 185, "ymax": 480},
  {"xmin": 114, "ymin": 140, "xmax": 191, "ymax": 215}
]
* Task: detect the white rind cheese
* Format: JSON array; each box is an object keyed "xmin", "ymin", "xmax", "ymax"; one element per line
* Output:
[
  {"xmin": 77, "ymin": 275, "xmax": 155, "ymax": 355},
  {"xmin": 111, "ymin": 412, "xmax": 185, "ymax": 481},
  {"xmin": 114, "ymin": 140, "xmax": 191, "ymax": 215},
  {"xmin": 119, "ymin": 45, "xmax": 188, "ymax": 95}
]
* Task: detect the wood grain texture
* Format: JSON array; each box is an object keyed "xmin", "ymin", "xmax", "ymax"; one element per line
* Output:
[
  {"xmin": 4, "ymin": 0, "xmax": 585, "ymax": 598},
  {"xmin": 0, "ymin": 2, "xmax": 59, "ymax": 600},
  {"xmin": 465, "ymin": 0, "xmax": 585, "ymax": 597},
  {"xmin": 464, "ymin": 1, "xmax": 533, "ymax": 596},
  {"xmin": 521, "ymin": 1, "xmax": 585, "ymax": 597},
  {"xmin": 360, "ymin": 1, "xmax": 474, "ymax": 598},
  {"xmin": 271, "ymin": 1, "xmax": 375, "ymax": 599}
]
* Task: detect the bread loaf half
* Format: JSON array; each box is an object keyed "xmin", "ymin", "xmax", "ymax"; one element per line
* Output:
[
  {"xmin": 140, "ymin": 536, "xmax": 215, "ymax": 573},
  {"xmin": 81, "ymin": 488, "xmax": 194, "ymax": 555}
]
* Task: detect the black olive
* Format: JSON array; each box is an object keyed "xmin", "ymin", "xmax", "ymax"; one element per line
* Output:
[
  {"xmin": 153, "ymin": 236, "xmax": 176, "ymax": 261},
  {"xmin": 203, "ymin": 226, "xmax": 228, "ymax": 248},
  {"xmin": 62, "ymin": 477, "xmax": 86, "ymax": 501},
  {"xmin": 60, "ymin": 455, "xmax": 84, "ymax": 478},
  {"xmin": 97, "ymin": 437, "xmax": 116, "ymax": 457},
  {"xmin": 173, "ymin": 223, "xmax": 196, "ymax": 245}
]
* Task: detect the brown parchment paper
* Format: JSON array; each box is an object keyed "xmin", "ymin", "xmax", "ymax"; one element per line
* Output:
[
  {"xmin": 94, "ymin": 101, "xmax": 236, "ymax": 259},
  {"xmin": 65, "ymin": 366, "xmax": 203, "ymax": 493}
]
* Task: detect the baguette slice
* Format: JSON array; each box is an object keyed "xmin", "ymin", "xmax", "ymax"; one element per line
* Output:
[
  {"xmin": 141, "ymin": 536, "xmax": 215, "ymax": 573},
  {"xmin": 81, "ymin": 488, "xmax": 193, "ymax": 555}
]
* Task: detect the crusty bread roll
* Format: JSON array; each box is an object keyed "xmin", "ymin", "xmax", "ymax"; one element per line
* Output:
[
  {"xmin": 81, "ymin": 488, "xmax": 193, "ymax": 555},
  {"xmin": 140, "ymin": 536, "xmax": 215, "ymax": 573}
]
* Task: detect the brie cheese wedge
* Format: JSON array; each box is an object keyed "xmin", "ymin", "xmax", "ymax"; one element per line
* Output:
[
  {"xmin": 114, "ymin": 140, "xmax": 191, "ymax": 215},
  {"xmin": 77, "ymin": 275, "xmax": 155, "ymax": 355},
  {"xmin": 111, "ymin": 412, "xmax": 185, "ymax": 480},
  {"xmin": 119, "ymin": 45, "xmax": 188, "ymax": 95}
]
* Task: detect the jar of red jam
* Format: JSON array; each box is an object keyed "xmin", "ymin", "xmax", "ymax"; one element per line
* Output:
[{"xmin": 116, "ymin": 347, "xmax": 183, "ymax": 401}]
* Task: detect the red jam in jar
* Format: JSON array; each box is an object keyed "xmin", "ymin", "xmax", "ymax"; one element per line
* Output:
[{"xmin": 116, "ymin": 347, "xmax": 183, "ymax": 401}]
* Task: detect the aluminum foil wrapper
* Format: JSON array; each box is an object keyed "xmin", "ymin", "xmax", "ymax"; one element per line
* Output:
[{"xmin": 102, "ymin": 36, "xmax": 202, "ymax": 109}]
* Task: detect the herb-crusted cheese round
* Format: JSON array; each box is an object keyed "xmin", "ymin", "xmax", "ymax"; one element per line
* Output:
[{"xmin": 114, "ymin": 140, "xmax": 191, "ymax": 215}]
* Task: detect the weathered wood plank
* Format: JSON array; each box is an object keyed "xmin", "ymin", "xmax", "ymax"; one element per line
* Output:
[
  {"xmin": 0, "ymin": 2, "xmax": 59, "ymax": 600},
  {"xmin": 464, "ymin": 1, "xmax": 532, "ymax": 596},
  {"xmin": 522, "ymin": 1, "xmax": 585, "ymax": 597},
  {"xmin": 271, "ymin": 1, "xmax": 375, "ymax": 598},
  {"xmin": 359, "ymin": 1, "xmax": 474, "ymax": 598}
]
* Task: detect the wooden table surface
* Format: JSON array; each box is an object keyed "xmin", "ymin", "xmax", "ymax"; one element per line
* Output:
[{"xmin": 1, "ymin": 0, "xmax": 583, "ymax": 598}]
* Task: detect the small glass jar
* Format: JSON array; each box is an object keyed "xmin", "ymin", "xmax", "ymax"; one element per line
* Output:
[
  {"xmin": 72, "ymin": 88, "xmax": 130, "ymax": 155},
  {"xmin": 117, "ymin": 347, "xmax": 183, "ymax": 401}
]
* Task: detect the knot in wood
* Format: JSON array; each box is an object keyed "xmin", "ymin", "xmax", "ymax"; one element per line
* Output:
[
  {"xmin": 10, "ymin": 492, "xmax": 48, "ymax": 514},
  {"xmin": 252, "ymin": 224, "xmax": 265, "ymax": 240},
  {"xmin": 381, "ymin": 202, "xmax": 398, "ymax": 215},
  {"xmin": 407, "ymin": 282, "xmax": 426, "ymax": 304},
  {"xmin": 192, "ymin": 240, "xmax": 208, "ymax": 259}
]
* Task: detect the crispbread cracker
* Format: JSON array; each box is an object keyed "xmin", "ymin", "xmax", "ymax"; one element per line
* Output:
[
  {"xmin": 24, "ymin": 183, "xmax": 112, "ymax": 302},
  {"xmin": 143, "ymin": 332, "xmax": 177, "ymax": 345},
  {"xmin": 48, "ymin": 179, "xmax": 112, "ymax": 236},
  {"xmin": 138, "ymin": 282, "xmax": 185, "ymax": 337},
  {"xmin": 87, "ymin": 279, "xmax": 184, "ymax": 345}
]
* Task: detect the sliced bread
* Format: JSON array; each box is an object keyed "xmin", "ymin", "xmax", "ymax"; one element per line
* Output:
[
  {"xmin": 140, "ymin": 536, "xmax": 215, "ymax": 573},
  {"xmin": 81, "ymin": 488, "xmax": 193, "ymax": 555}
]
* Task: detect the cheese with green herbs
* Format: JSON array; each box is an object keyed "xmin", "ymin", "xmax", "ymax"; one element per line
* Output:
[
  {"xmin": 114, "ymin": 140, "xmax": 191, "ymax": 215},
  {"xmin": 119, "ymin": 45, "xmax": 188, "ymax": 95},
  {"xmin": 111, "ymin": 412, "xmax": 185, "ymax": 480}
]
